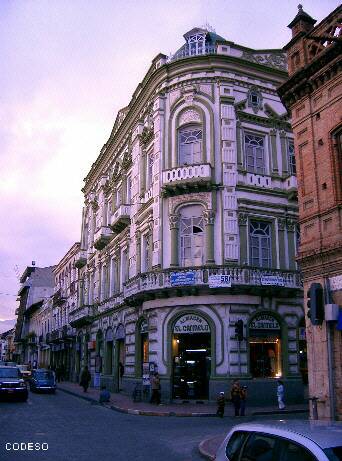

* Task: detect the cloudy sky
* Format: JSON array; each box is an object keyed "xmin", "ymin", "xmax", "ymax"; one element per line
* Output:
[{"xmin": 0, "ymin": 0, "xmax": 337, "ymax": 320}]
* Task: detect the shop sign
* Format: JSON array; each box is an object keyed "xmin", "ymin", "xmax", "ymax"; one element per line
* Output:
[
  {"xmin": 173, "ymin": 314, "xmax": 210, "ymax": 334},
  {"xmin": 260, "ymin": 275, "xmax": 285, "ymax": 286},
  {"xmin": 250, "ymin": 314, "xmax": 280, "ymax": 330},
  {"xmin": 142, "ymin": 362, "xmax": 150, "ymax": 386},
  {"xmin": 170, "ymin": 271, "xmax": 195, "ymax": 286},
  {"xmin": 208, "ymin": 274, "xmax": 231, "ymax": 288},
  {"xmin": 94, "ymin": 372, "xmax": 101, "ymax": 389},
  {"xmin": 140, "ymin": 320, "xmax": 148, "ymax": 334},
  {"xmin": 329, "ymin": 275, "xmax": 342, "ymax": 291}
]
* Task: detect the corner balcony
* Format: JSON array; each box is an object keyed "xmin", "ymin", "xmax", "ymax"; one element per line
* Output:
[
  {"xmin": 93, "ymin": 226, "xmax": 113, "ymax": 250},
  {"xmin": 69, "ymin": 305, "xmax": 94, "ymax": 328},
  {"xmin": 110, "ymin": 205, "xmax": 131, "ymax": 233},
  {"xmin": 74, "ymin": 250, "xmax": 87, "ymax": 268},
  {"xmin": 123, "ymin": 266, "xmax": 302, "ymax": 302},
  {"xmin": 162, "ymin": 164, "xmax": 213, "ymax": 196}
]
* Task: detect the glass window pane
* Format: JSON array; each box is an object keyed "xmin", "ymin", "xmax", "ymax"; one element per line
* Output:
[
  {"xmin": 282, "ymin": 442, "xmax": 316, "ymax": 461},
  {"xmin": 226, "ymin": 432, "xmax": 248, "ymax": 461},
  {"xmin": 240, "ymin": 434, "xmax": 276, "ymax": 461}
]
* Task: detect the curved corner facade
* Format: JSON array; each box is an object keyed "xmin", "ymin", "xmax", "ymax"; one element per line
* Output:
[{"xmin": 71, "ymin": 29, "xmax": 305, "ymax": 404}]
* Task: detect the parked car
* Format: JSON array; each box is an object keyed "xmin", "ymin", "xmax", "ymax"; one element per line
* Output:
[
  {"xmin": 0, "ymin": 366, "xmax": 28, "ymax": 401},
  {"xmin": 215, "ymin": 420, "xmax": 342, "ymax": 461},
  {"xmin": 17, "ymin": 364, "xmax": 32, "ymax": 380},
  {"xmin": 30, "ymin": 369, "xmax": 56, "ymax": 393}
]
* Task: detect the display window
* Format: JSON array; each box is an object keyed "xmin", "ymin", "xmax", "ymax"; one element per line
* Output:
[
  {"xmin": 249, "ymin": 314, "xmax": 282, "ymax": 378},
  {"xmin": 172, "ymin": 314, "xmax": 211, "ymax": 400}
]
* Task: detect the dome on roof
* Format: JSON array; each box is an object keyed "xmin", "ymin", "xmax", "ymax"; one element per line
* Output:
[{"xmin": 170, "ymin": 27, "xmax": 226, "ymax": 62}]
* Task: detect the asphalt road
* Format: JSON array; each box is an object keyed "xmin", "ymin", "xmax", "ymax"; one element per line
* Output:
[{"xmin": 0, "ymin": 390, "xmax": 307, "ymax": 461}]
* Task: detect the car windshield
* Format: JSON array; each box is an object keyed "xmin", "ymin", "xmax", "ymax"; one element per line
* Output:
[
  {"xmin": 324, "ymin": 447, "xmax": 342, "ymax": 461},
  {"xmin": 36, "ymin": 371, "xmax": 53, "ymax": 379},
  {"xmin": 0, "ymin": 368, "xmax": 20, "ymax": 378}
]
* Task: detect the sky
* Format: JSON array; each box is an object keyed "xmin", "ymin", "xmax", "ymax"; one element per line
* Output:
[{"xmin": 0, "ymin": 0, "xmax": 338, "ymax": 320}]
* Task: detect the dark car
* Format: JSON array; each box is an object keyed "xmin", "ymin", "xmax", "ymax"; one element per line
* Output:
[
  {"xmin": 0, "ymin": 366, "xmax": 28, "ymax": 401},
  {"xmin": 30, "ymin": 369, "xmax": 56, "ymax": 393}
]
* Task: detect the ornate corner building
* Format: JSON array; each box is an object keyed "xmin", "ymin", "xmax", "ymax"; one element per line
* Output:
[
  {"xmin": 278, "ymin": 6, "xmax": 342, "ymax": 419},
  {"xmin": 70, "ymin": 27, "xmax": 305, "ymax": 403}
]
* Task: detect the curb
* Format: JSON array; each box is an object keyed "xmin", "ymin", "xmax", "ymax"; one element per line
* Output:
[
  {"xmin": 57, "ymin": 387, "xmax": 309, "ymax": 418},
  {"xmin": 198, "ymin": 436, "xmax": 216, "ymax": 461}
]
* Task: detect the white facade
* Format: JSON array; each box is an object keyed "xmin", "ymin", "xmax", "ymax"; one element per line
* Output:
[{"xmin": 72, "ymin": 28, "xmax": 304, "ymax": 403}]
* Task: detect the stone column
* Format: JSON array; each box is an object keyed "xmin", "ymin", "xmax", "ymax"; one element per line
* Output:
[
  {"xmin": 286, "ymin": 219, "xmax": 296, "ymax": 270},
  {"xmin": 135, "ymin": 231, "xmax": 141, "ymax": 275},
  {"xmin": 270, "ymin": 129, "xmax": 278, "ymax": 174},
  {"xmin": 238, "ymin": 213, "xmax": 248, "ymax": 265},
  {"xmin": 204, "ymin": 210, "xmax": 215, "ymax": 264},
  {"xmin": 280, "ymin": 131, "xmax": 289, "ymax": 177},
  {"xmin": 169, "ymin": 214, "xmax": 179, "ymax": 267},
  {"xmin": 278, "ymin": 218, "xmax": 286, "ymax": 269}
]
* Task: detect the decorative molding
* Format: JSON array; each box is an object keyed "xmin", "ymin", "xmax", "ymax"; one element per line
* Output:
[
  {"xmin": 278, "ymin": 218, "xmax": 286, "ymax": 231},
  {"xmin": 169, "ymin": 214, "xmax": 179, "ymax": 230},
  {"xmin": 238, "ymin": 212, "xmax": 248, "ymax": 226},
  {"xmin": 286, "ymin": 218, "xmax": 296, "ymax": 232},
  {"xmin": 203, "ymin": 210, "xmax": 215, "ymax": 225},
  {"xmin": 179, "ymin": 109, "xmax": 201, "ymax": 126},
  {"xmin": 241, "ymin": 51, "xmax": 287, "ymax": 71}
]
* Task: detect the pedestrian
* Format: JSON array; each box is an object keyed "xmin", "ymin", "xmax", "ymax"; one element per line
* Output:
[
  {"xmin": 230, "ymin": 379, "xmax": 241, "ymax": 416},
  {"xmin": 216, "ymin": 391, "xmax": 225, "ymax": 418},
  {"xmin": 99, "ymin": 385, "xmax": 111, "ymax": 403},
  {"xmin": 240, "ymin": 385, "xmax": 247, "ymax": 416},
  {"xmin": 277, "ymin": 380, "xmax": 285, "ymax": 409},
  {"xmin": 80, "ymin": 366, "xmax": 91, "ymax": 393},
  {"xmin": 150, "ymin": 372, "xmax": 161, "ymax": 405}
]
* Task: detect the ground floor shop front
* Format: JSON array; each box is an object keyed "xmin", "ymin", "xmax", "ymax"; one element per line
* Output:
[{"xmin": 74, "ymin": 293, "xmax": 306, "ymax": 405}]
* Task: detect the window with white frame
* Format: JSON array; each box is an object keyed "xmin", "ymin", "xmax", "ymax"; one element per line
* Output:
[
  {"xmin": 187, "ymin": 33, "xmax": 206, "ymax": 56},
  {"xmin": 178, "ymin": 126, "xmax": 202, "ymax": 165},
  {"xmin": 288, "ymin": 141, "xmax": 296, "ymax": 175},
  {"xmin": 245, "ymin": 134, "xmax": 265, "ymax": 174},
  {"xmin": 179, "ymin": 205, "xmax": 204, "ymax": 267},
  {"xmin": 249, "ymin": 220, "xmax": 272, "ymax": 268}
]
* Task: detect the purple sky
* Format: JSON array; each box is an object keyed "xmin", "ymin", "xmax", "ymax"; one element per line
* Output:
[{"xmin": 0, "ymin": 0, "xmax": 337, "ymax": 320}]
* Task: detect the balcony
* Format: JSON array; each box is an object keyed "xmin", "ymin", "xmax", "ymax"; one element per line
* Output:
[
  {"xmin": 52, "ymin": 289, "xmax": 66, "ymax": 307},
  {"xmin": 238, "ymin": 172, "xmax": 298, "ymax": 196},
  {"xmin": 62, "ymin": 325, "xmax": 76, "ymax": 340},
  {"xmin": 110, "ymin": 205, "xmax": 131, "ymax": 233},
  {"xmin": 74, "ymin": 250, "xmax": 87, "ymax": 268},
  {"xmin": 162, "ymin": 164, "xmax": 213, "ymax": 196},
  {"xmin": 93, "ymin": 226, "xmax": 113, "ymax": 250},
  {"xmin": 69, "ymin": 305, "xmax": 94, "ymax": 328},
  {"xmin": 123, "ymin": 266, "xmax": 302, "ymax": 302}
]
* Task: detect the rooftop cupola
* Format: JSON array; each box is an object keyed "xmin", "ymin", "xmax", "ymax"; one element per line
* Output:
[{"xmin": 287, "ymin": 4, "xmax": 316, "ymax": 38}]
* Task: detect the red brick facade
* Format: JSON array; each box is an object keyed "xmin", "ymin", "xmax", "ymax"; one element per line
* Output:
[{"xmin": 278, "ymin": 5, "xmax": 342, "ymax": 420}]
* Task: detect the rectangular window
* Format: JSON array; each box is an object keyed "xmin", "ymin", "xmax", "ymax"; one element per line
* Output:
[
  {"xmin": 146, "ymin": 153, "xmax": 153, "ymax": 190},
  {"xmin": 249, "ymin": 220, "xmax": 271, "ymax": 268},
  {"xmin": 244, "ymin": 134, "xmax": 265, "ymax": 174},
  {"xmin": 288, "ymin": 141, "xmax": 296, "ymax": 175}
]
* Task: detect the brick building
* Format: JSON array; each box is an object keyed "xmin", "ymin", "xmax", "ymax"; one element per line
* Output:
[{"xmin": 278, "ymin": 5, "xmax": 342, "ymax": 420}]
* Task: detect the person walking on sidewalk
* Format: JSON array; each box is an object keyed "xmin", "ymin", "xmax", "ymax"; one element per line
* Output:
[
  {"xmin": 230, "ymin": 380, "xmax": 242, "ymax": 416},
  {"xmin": 150, "ymin": 372, "xmax": 161, "ymax": 405},
  {"xmin": 277, "ymin": 380, "xmax": 285, "ymax": 410},
  {"xmin": 240, "ymin": 385, "xmax": 247, "ymax": 416},
  {"xmin": 216, "ymin": 392, "xmax": 226, "ymax": 418},
  {"xmin": 80, "ymin": 366, "xmax": 91, "ymax": 393}
]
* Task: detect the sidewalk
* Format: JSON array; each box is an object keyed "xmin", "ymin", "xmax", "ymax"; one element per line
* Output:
[{"xmin": 57, "ymin": 381, "xmax": 309, "ymax": 418}]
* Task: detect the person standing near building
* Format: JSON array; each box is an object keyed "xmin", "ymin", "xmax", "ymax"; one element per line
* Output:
[
  {"xmin": 230, "ymin": 379, "xmax": 242, "ymax": 416},
  {"xmin": 216, "ymin": 391, "xmax": 226, "ymax": 418},
  {"xmin": 150, "ymin": 372, "xmax": 161, "ymax": 405},
  {"xmin": 80, "ymin": 366, "xmax": 91, "ymax": 393},
  {"xmin": 240, "ymin": 385, "xmax": 247, "ymax": 416},
  {"xmin": 277, "ymin": 380, "xmax": 285, "ymax": 409},
  {"xmin": 99, "ymin": 386, "xmax": 111, "ymax": 403}
]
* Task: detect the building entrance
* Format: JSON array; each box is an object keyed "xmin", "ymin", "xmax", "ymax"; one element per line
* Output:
[{"xmin": 172, "ymin": 314, "xmax": 211, "ymax": 400}]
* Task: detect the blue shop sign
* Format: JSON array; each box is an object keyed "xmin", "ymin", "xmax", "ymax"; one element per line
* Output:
[{"xmin": 170, "ymin": 271, "xmax": 195, "ymax": 286}]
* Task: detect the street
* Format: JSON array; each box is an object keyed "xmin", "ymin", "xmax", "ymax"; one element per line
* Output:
[{"xmin": 0, "ymin": 390, "xmax": 307, "ymax": 461}]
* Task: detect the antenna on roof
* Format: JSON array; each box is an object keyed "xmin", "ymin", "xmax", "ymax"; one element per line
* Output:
[{"xmin": 202, "ymin": 22, "xmax": 216, "ymax": 33}]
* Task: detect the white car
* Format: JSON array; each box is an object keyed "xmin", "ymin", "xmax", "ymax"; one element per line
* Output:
[{"xmin": 215, "ymin": 420, "xmax": 342, "ymax": 461}]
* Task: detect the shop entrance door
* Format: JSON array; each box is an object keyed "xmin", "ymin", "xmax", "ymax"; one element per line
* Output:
[{"xmin": 172, "ymin": 333, "xmax": 211, "ymax": 400}]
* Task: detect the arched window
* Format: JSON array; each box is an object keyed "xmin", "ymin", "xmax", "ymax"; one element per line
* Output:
[
  {"xmin": 249, "ymin": 221, "xmax": 271, "ymax": 268},
  {"xmin": 179, "ymin": 205, "xmax": 205, "ymax": 267},
  {"xmin": 178, "ymin": 126, "xmax": 202, "ymax": 165}
]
